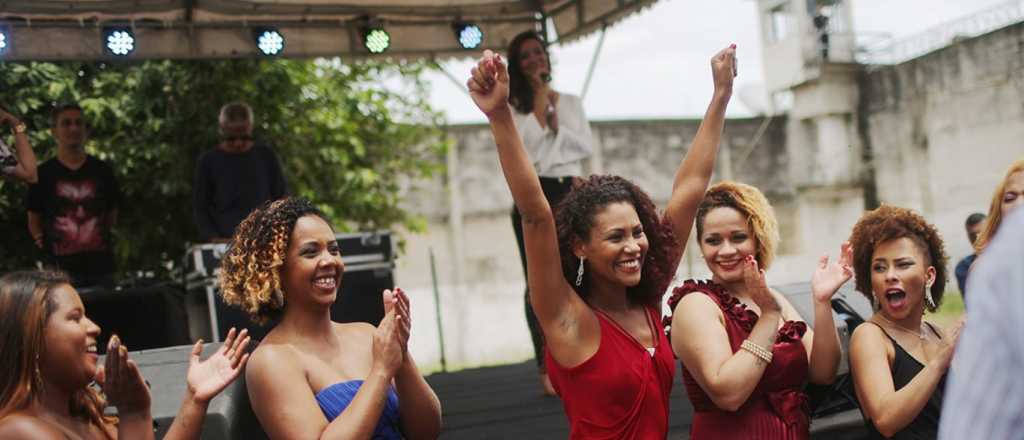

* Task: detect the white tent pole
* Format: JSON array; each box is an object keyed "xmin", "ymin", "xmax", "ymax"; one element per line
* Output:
[
  {"xmin": 433, "ymin": 61, "xmax": 472, "ymax": 98},
  {"xmin": 580, "ymin": 24, "xmax": 607, "ymax": 101}
]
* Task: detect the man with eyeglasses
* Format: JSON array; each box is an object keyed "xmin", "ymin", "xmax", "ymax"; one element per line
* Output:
[
  {"xmin": 193, "ymin": 102, "xmax": 287, "ymax": 242},
  {"xmin": 26, "ymin": 103, "xmax": 121, "ymax": 288}
]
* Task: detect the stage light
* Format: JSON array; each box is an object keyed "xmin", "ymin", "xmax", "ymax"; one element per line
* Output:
[
  {"xmin": 0, "ymin": 27, "xmax": 9, "ymax": 56},
  {"xmin": 254, "ymin": 27, "xmax": 285, "ymax": 56},
  {"xmin": 363, "ymin": 27, "xmax": 390, "ymax": 54},
  {"xmin": 454, "ymin": 22, "xmax": 483, "ymax": 50},
  {"xmin": 103, "ymin": 27, "xmax": 136, "ymax": 56}
]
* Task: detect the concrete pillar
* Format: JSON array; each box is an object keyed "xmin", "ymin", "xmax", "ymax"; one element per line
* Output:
[{"xmin": 446, "ymin": 135, "xmax": 465, "ymax": 286}]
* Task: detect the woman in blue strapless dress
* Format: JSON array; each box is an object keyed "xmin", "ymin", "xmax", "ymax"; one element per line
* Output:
[{"xmin": 218, "ymin": 198, "xmax": 442, "ymax": 439}]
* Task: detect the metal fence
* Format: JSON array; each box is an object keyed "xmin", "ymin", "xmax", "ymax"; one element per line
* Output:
[{"xmin": 856, "ymin": 0, "xmax": 1024, "ymax": 65}]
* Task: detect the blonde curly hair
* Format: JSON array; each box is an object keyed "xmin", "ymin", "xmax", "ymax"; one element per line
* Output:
[
  {"xmin": 695, "ymin": 181, "xmax": 780, "ymax": 270},
  {"xmin": 219, "ymin": 197, "xmax": 330, "ymax": 324}
]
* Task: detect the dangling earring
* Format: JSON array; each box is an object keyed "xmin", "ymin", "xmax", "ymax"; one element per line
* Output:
[
  {"xmin": 924, "ymin": 282, "xmax": 936, "ymax": 310},
  {"xmin": 871, "ymin": 294, "xmax": 880, "ymax": 311},
  {"xmin": 31, "ymin": 354, "xmax": 42, "ymax": 393},
  {"xmin": 273, "ymin": 288, "xmax": 285, "ymax": 307},
  {"xmin": 575, "ymin": 258, "xmax": 585, "ymax": 286}
]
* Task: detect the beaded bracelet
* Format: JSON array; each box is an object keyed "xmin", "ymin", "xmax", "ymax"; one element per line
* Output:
[{"xmin": 741, "ymin": 339, "xmax": 773, "ymax": 364}]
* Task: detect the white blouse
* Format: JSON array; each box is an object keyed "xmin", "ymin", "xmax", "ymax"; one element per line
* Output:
[{"xmin": 511, "ymin": 93, "xmax": 594, "ymax": 177}]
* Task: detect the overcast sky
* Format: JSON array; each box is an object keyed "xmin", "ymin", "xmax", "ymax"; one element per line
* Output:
[{"xmin": 422, "ymin": 0, "xmax": 1011, "ymax": 123}]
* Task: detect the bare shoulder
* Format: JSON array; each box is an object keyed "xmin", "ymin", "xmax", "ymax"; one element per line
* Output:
[
  {"xmin": 672, "ymin": 292, "xmax": 724, "ymax": 327},
  {"xmin": 0, "ymin": 414, "xmax": 65, "ymax": 440},
  {"xmin": 247, "ymin": 339, "xmax": 303, "ymax": 380},
  {"xmin": 675, "ymin": 291, "xmax": 722, "ymax": 314},
  {"xmin": 850, "ymin": 321, "xmax": 888, "ymax": 353},
  {"xmin": 851, "ymin": 320, "xmax": 882, "ymax": 338}
]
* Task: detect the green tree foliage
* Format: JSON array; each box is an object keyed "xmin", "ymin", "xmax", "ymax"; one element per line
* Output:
[{"xmin": 0, "ymin": 59, "xmax": 447, "ymax": 276}]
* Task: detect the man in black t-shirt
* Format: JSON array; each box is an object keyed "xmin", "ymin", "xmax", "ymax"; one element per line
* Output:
[
  {"xmin": 193, "ymin": 102, "xmax": 287, "ymax": 242},
  {"xmin": 26, "ymin": 104, "xmax": 121, "ymax": 287}
]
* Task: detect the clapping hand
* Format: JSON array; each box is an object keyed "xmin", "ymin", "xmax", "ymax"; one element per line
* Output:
[
  {"xmin": 468, "ymin": 50, "xmax": 510, "ymax": 119},
  {"xmin": 384, "ymin": 288, "xmax": 412, "ymax": 355},
  {"xmin": 185, "ymin": 327, "xmax": 251, "ymax": 403},
  {"xmin": 811, "ymin": 242, "xmax": 854, "ymax": 304},
  {"xmin": 373, "ymin": 290, "xmax": 406, "ymax": 377},
  {"xmin": 97, "ymin": 335, "xmax": 151, "ymax": 415}
]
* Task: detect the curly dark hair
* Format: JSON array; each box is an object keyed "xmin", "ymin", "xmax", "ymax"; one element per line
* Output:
[
  {"xmin": 848, "ymin": 205, "xmax": 949, "ymax": 312},
  {"xmin": 219, "ymin": 197, "xmax": 331, "ymax": 324},
  {"xmin": 554, "ymin": 175, "xmax": 679, "ymax": 308},
  {"xmin": 506, "ymin": 30, "xmax": 550, "ymax": 115}
]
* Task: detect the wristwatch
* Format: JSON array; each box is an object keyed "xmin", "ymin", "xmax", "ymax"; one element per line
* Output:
[{"xmin": 13, "ymin": 122, "xmax": 27, "ymax": 134}]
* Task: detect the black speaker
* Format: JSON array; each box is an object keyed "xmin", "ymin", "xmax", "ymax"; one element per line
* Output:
[
  {"xmin": 132, "ymin": 343, "xmax": 268, "ymax": 440},
  {"xmin": 208, "ymin": 232, "xmax": 395, "ymax": 341},
  {"xmin": 211, "ymin": 266, "xmax": 393, "ymax": 341},
  {"xmin": 78, "ymin": 285, "xmax": 191, "ymax": 354}
]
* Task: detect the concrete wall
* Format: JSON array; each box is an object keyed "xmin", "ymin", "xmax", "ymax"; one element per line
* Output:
[{"xmin": 860, "ymin": 21, "xmax": 1024, "ymax": 268}]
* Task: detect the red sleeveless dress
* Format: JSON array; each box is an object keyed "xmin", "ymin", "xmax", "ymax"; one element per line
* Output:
[
  {"xmin": 546, "ymin": 306, "xmax": 676, "ymax": 439},
  {"xmin": 667, "ymin": 280, "xmax": 810, "ymax": 440}
]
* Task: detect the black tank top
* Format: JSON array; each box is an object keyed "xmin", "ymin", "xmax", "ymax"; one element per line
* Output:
[{"xmin": 862, "ymin": 321, "xmax": 946, "ymax": 440}]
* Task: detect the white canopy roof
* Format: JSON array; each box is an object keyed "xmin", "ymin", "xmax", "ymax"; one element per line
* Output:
[{"xmin": 0, "ymin": 0, "xmax": 657, "ymax": 60}]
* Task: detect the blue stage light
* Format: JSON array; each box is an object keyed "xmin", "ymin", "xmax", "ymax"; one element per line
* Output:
[
  {"xmin": 104, "ymin": 27, "xmax": 136, "ymax": 56},
  {"xmin": 254, "ymin": 28, "xmax": 285, "ymax": 56},
  {"xmin": 454, "ymin": 23, "xmax": 483, "ymax": 50}
]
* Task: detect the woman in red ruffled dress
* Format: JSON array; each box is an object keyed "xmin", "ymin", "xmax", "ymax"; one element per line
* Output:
[{"xmin": 667, "ymin": 181, "xmax": 848, "ymax": 439}]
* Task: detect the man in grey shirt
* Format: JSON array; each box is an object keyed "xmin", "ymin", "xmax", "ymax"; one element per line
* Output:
[{"xmin": 938, "ymin": 208, "xmax": 1024, "ymax": 439}]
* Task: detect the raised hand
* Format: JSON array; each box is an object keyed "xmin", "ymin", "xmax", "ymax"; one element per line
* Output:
[
  {"xmin": 0, "ymin": 106, "xmax": 18, "ymax": 126},
  {"xmin": 811, "ymin": 241, "xmax": 854, "ymax": 304},
  {"xmin": 710, "ymin": 45, "xmax": 737, "ymax": 95},
  {"xmin": 186, "ymin": 327, "xmax": 251, "ymax": 403},
  {"xmin": 468, "ymin": 50, "xmax": 510, "ymax": 118},
  {"xmin": 743, "ymin": 255, "xmax": 780, "ymax": 313},
  {"xmin": 97, "ymin": 335, "xmax": 151, "ymax": 415}
]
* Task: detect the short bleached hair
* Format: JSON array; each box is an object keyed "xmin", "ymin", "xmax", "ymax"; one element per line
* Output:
[{"xmin": 218, "ymin": 101, "xmax": 254, "ymax": 127}]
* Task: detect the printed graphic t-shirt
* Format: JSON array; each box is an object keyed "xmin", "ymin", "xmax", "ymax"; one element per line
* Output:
[{"xmin": 26, "ymin": 155, "xmax": 121, "ymax": 281}]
